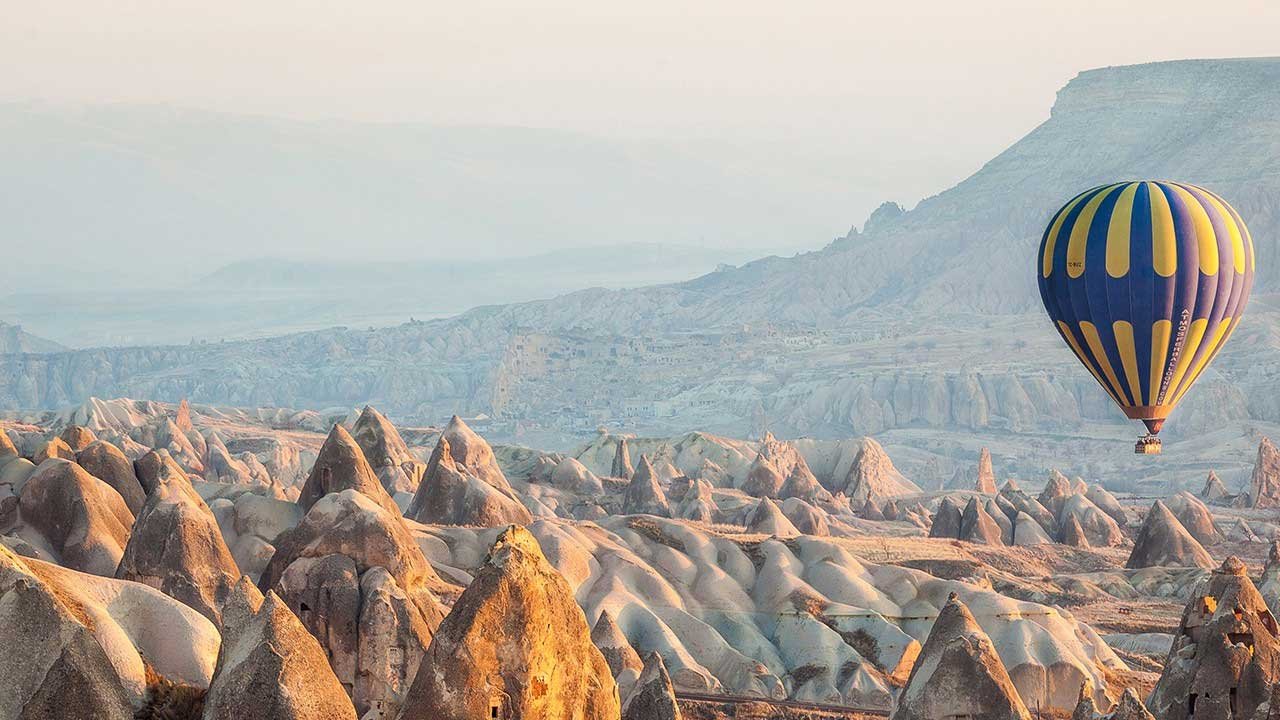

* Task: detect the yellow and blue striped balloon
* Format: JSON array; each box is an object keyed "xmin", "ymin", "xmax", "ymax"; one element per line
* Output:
[{"xmin": 1037, "ymin": 181, "xmax": 1254, "ymax": 436}]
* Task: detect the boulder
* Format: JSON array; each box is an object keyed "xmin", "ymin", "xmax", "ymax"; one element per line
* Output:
[
  {"xmin": 76, "ymin": 440, "xmax": 147, "ymax": 514},
  {"xmin": 623, "ymin": 652, "xmax": 683, "ymax": 720},
  {"xmin": 58, "ymin": 425, "xmax": 98, "ymax": 453},
  {"xmin": 891, "ymin": 593, "xmax": 1032, "ymax": 720},
  {"xmin": 1147, "ymin": 557, "xmax": 1280, "ymax": 720},
  {"xmin": 203, "ymin": 588, "xmax": 358, "ymax": 720},
  {"xmin": 33, "ymin": 436, "xmax": 77, "ymax": 464},
  {"xmin": 1126, "ymin": 501, "xmax": 1214, "ymax": 569},
  {"xmin": 299, "ymin": 424, "xmax": 402, "ymax": 517},
  {"xmin": 1250, "ymin": 437, "xmax": 1280, "ymax": 508},
  {"xmin": 18, "ymin": 459, "xmax": 133, "ymax": 575},
  {"xmin": 397, "ymin": 526, "xmax": 619, "ymax": 720}
]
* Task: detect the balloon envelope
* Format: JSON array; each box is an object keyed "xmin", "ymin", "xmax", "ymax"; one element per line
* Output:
[{"xmin": 1036, "ymin": 181, "xmax": 1254, "ymax": 434}]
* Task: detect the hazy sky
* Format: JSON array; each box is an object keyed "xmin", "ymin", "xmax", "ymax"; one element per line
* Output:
[
  {"xmin": 8, "ymin": 1, "xmax": 1277, "ymax": 140},
  {"xmin": 3, "ymin": 0, "xmax": 1279, "ymax": 295}
]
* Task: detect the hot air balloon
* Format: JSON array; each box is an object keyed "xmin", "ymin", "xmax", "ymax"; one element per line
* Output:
[{"xmin": 1037, "ymin": 181, "xmax": 1254, "ymax": 454}]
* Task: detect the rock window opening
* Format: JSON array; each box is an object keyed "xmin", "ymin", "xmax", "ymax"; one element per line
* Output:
[{"xmin": 1189, "ymin": 692, "xmax": 1198, "ymax": 718}]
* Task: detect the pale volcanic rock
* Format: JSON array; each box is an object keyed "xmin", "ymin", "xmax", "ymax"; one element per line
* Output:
[
  {"xmin": 929, "ymin": 497, "xmax": 964, "ymax": 539},
  {"xmin": 18, "ymin": 458, "xmax": 133, "ymax": 576},
  {"xmin": 741, "ymin": 452, "xmax": 785, "ymax": 497},
  {"xmin": 840, "ymin": 437, "xmax": 921, "ymax": 503},
  {"xmin": 1012, "ymin": 512, "xmax": 1053, "ymax": 546},
  {"xmin": 32, "ymin": 436, "xmax": 76, "ymax": 464},
  {"xmin": 623, "ymin": 455, "xmax": 672, "ymax": 517},
  {"xmin": 550, "ymin": 456, "xmax": 605, "ymax": 496},
  {"xmin": 76, "ymin": 440, "xmax": 147, "ymax": 514},
  {"xmin": 58, "ymin": 424, "xmax": 98, "ymax": 452},
  {"xmin": 203, "ymin": 589, "xmax": 358, "ymax": 720},
  {"xmin": 299, "ymin": 424, "xmax": 402, "ymax": 518},
  {"xmin": 959, "ymin": 497, "xmax": 1005, "ymax": 546},
  {"xmin": 397, "ymin": 525, "xmax": 620, "ymax": 720},
  {"xmin": 1084, "ymin": 483, "xmax": 1128, "ymax": 528},
  {"xmin": 350, "ymin": 405, "xmax": 425, "ymax": 496},
  {"xmin": 623, "ymin": 652, "xmax": 683, "ymax": 720},
  {"xmin": 0, "ymin": 429, "xmax": 16, "ymax": 458},
  {"xmin": 1059, "ymin": 515, "xmax": 1091, "ymax": 548},
  {"xmin": 438, "ymin": 415, "xmax": 514, "ymax": 492},
  {"xmin": 862, "ymin": 497, "xmax": 887, "ymax": 521},
  {"xmin": 261, "ymin": 489, "xmax": 447, "ymax": 716},
  {"xmin": 1075, "ymin": 687, "xmax": 1156, "ymax": 720},
  {"xmin": 1040, "ymin": 470, "xmax": 1073, "ymax": 512},
  {"xmin": 1250, "ymin": 437, "xmax": 1280, "ymax": 508},
  {"xmin": 1126, "ymin": 501, "xmax": 1214, "ymax": 570},
  {"xmin": 999, "ymin": 486, "xmax": 1056, "ymax": 535},
  {"xmin": 976, "ymin": 447, "xmax": 997, "ymax": 494},
  {"xmin": 134, "ymin": 448, "xmax": 192, "ymax": 494},
  {"xmin": 115, "ymin": 463, "xmax": 244, "ymax": 626},
  {"xmin": 1147, "ymin": 557, "xmax": 1280, "ymax": 720},
  {"xmin": 747, "ymin": 497, "xmax": 801, "ymax": 538},
  {"xmin": 612, "ymin": 437, "xmax": 635, "ymax": 479},
  {"xmin": 1259, "ymin": 541, "xmax": 1280, "ymax": 619},
  {"xmin": 0, "ymin": 545, "xmax": 134, "ymax": 720},
  {"xmin": 891, "ymin": 593, "xmax": 1032, "ymax": 720},
  {"xmin": 406, "ymin": 434, "xmax": 533, "ymax": 527},
  {"xmin": 202, "ymin": 429, "xmax": 255, "ymax": 484},
  {"xmin": 782, "ymin": 498, "xmax": 831, "ymax": 536},
  {"xmin": 674, "ymin": 478, "xmax": 716, "ymax": 523},
  {"xmin": 593, "ymin": 610, "xmax": 644, "ymax": 697},
  {"xmin": 1056, "ymin": 494, "xmax": 1124, "ymax": 547},
  {"xmin": 1164, "ymin": 491, "xmax": 1223, "ymax": 545},
  {"xmin": 1200, "ymin": 471, "xmax": 1230, "ymax": 504},
  {"xmin": 779, "ymin": 462, "xmax": 831, "ymax": 503}
]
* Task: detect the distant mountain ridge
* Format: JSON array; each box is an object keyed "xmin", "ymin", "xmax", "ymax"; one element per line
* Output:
[
  {"xmin": 0, "ymin": 322, "xmax": 66, "ymax": 354},
  {"xmin": 3, "ymin": 58, "xmax": 1280, "ymax": 466}
]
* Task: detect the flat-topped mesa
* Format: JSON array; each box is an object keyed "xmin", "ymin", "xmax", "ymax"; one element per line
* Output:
[
  {"xmin": 203, "ymin": 589, "xmax": 357, "ymax": 720},
  {"xmin": 299, "ymin": 423, "xmax": 402, "ymax": 518},
  {"xmin": 1250, "ymin": 436, "xmax": 1280, "ymax": 508},
  {"xmin": 406, "ymin": 433, "xmax": 532, "ymax": 527},
  {"xmin": 892, "ymin": 593, "xmax": 1032, "ymax": 720},
  {"xmin": 623, "ymin": 455, "xmax": 671, "ymax": 517},
  {"xmin": 397, "ymin": 525, "xmax": 619, "ymax": 720},
  {"xmin": 1126, "ymin": 501, "xmax": 1214, "ymax": 570},
  {"xmin": 1147, "ymin": 557, "xmax": 1280, "ymax": 720},
  {"xmin": 350, "ymin": 405, "xmax": 425, "ymax": 495},
  {"xmin": 841, "ymin": 437, "xmax": 921, "ymax": 503},
  {"xmin": 611, "ymin": 437, "xmax": 635, "ymax": 479}
]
